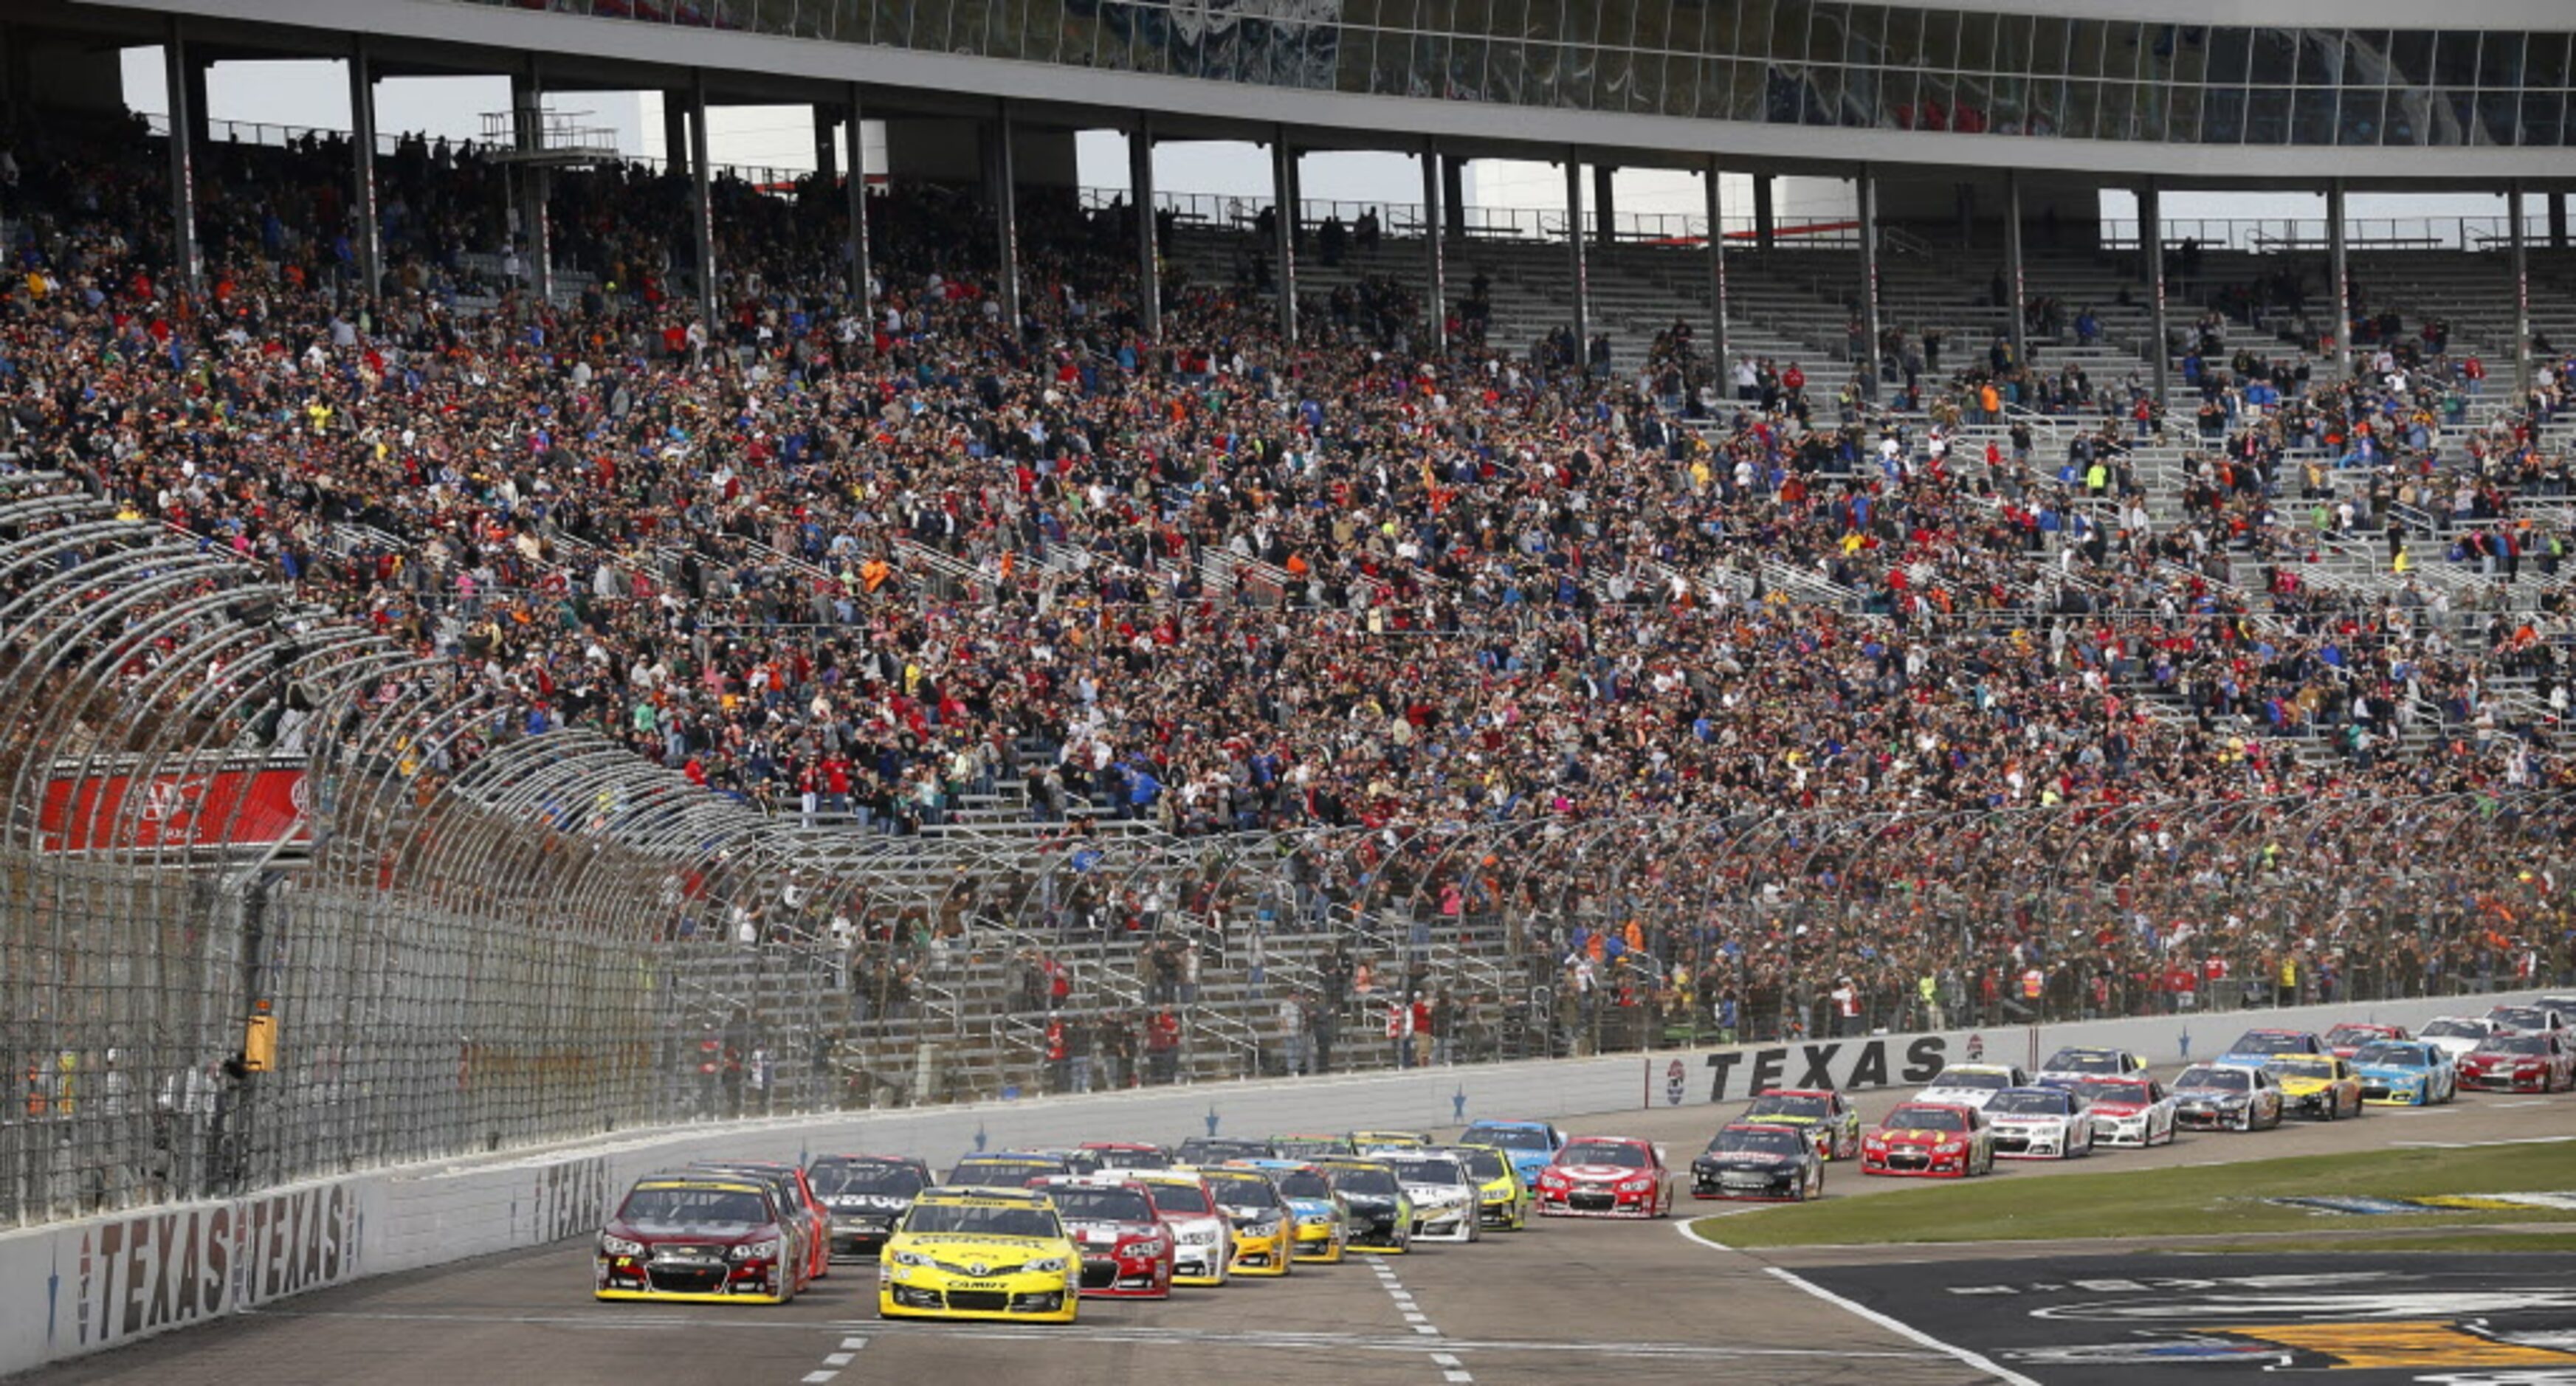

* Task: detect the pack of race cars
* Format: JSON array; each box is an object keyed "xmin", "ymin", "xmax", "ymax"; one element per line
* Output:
[
  {"xmin": 1682, "ymin": 999, "xmax": 2575, "ymax": 1199},
  {"xmin": 590, "ymin": 1121, "xmax": 1683, "ymax": 1319},
  {"xmin": 593, "ymin": 1001, "xmax": 2575, "ymax": 1312}
]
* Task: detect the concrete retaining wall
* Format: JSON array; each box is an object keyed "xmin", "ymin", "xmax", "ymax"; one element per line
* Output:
[{"xmin": 2, "ymin": 987, "xmax": 2549, "ymax": 1376}]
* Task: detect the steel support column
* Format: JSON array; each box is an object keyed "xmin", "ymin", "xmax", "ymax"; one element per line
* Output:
[
  {"xmin": 1131, "ymin": 117, "xmax": 1161, "ymax": 339},
  {"xmin": 2328, "ymin": 179, "xmax": 2351, "ymax": 382},
  {"xmin": 347, "ymin": 39, "xmax": 380, "ymax": 302},
  {"xmin": 1859, "ymin": 166, "xmax": 1882, "ymax": 396},
  {"xmin": 1704, "ymin": 157, "xmax": 1729, "ymax": 376},
  {"xmin": 663, "ymin": 98, "xmax": 689, "ymax": 176},
  {"xmin": 1566, "ymin": 154, "xmax": 1589, "ymax": 364},
  {"xmin": 844, "ymin": 83, "xmax": 872, "ymax": 320},
  {"xmin": 1422, "ymin": 141, "xmax": 1446, "ymax": 354},
  {"xmin": 1271, "ymin": 128, "xmax": 1298, "ymax": 345},
  {"xmin": 1442, "ymin": 155, "xmax": 1466, "ymax": 238},
  {"xmin": 2003, "ymin": 169, "xmax": 2027, "ymax": 369},
  {"xmin": 813, "ymin": 104, "xmax": 837, "ymax": 184},
  {"xmin": 2142, "ymin": 180, "xmax": 2169, "ymax": 404},
  {"xmin": 2553, "ymin": 193, "xmax": 2570, "ymax": 251},
  {"xmin": 1592, "ymin": 165, "xmax": 1616, "ymax": 249},
  {"xmin": 163, "ymin": 21, "xmax": 202, "ymax": 294},
  {"xmin": 689, "ymin": 71, "xmax": 716, "ymax": 332},
  {"xmin": 2513, "ymin": 182, "xmax": 2534, "ymax": 395},
  {"xmin": 510, "ymin": 63, "xmax": 553, "ymax": 305},
  {"xmin": 1752, "ymin": 176, "xmax": 1775, "ymax": 249},
  {"xmin": 993, "ymin": 103, "xmax": 1022, "ymax": 335}
]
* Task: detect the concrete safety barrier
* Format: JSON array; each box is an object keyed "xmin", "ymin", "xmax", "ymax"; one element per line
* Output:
[{"xmin": 1, "ymin": 987, "xmax": 2552, "ymax": 1376}]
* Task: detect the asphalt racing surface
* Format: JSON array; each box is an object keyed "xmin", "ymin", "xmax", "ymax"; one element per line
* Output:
[{"xmin": 14, "ymin": 1083, "xmax": 2572, "ymax": 1386}]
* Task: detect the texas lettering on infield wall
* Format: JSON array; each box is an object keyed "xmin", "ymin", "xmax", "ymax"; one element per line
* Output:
[{"xmin": 1703, "ymin": 1036, "xmax": 1952, "ymax": 1103}]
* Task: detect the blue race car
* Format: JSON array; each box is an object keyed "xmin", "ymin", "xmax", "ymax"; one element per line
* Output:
[
  {"xmin": 1223, "ymin": 1158, "xmax": 1351, "ymax": 1263},
  {"xmin": 2215, "ymin": 1027, "xmax": 2328, "ymax": 1069},
  {"xmin": 2349, "ymin": 1038, "xmax": 2459, "ymax": 1106},
  {"xmin": 1456, "ymin": 1120, "xmax": 1566, "ymax": 1187}
]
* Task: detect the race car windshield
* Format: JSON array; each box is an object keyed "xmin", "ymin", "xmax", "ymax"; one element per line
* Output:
[
  {"xmin": 1747, "ymin": 1094, "xmax": 1829, "ymax": 1118},
  {"xmin": 1146, "ymin": 1185, "xmax": 1214, "ymax": 1216},
  {"xmin": 1330, "ymin": 1168, "xmax": 1400, "ymax": 1197},
  {"xmin": 619, "ymin": 1187, "xmax": 771, "ymax": 1225},
  {"xmin": 2177, "ymin": 1066, "xmax": 2251, "ymax": 1091},
  {"xmin": 2325, "ymin": 1027, "xmax": 2386, "ymax": 1046},
  {"xmin": 1461, "ymin": 1124, "xmax": 1552, "ymax": 1151},
  {"xmin": 2045, "ymin": 1051, "xmax": 2121, "ymax": 1073},
  {"xmin": 1274, "ymin": 1170, "xmax": 1335, "ymax": 1201},
  {"xmin": 1048, "ymin": 1187, "xmax": 1155, "ymax": 1223},
  {"xmin": 1932, "ymin": 1069, "xmax": 2012, "ymax": 1090},
  {"xmin": 902, "ymin": 1203, "xmax": 1062, "ymax": 1239},
  {"xmin": 2264, "ymin": 1058, "xmax": 2335, "ymax": 1080},
  {"xmin": 1713, "ymin": 1128, "xmax": 1808, "ymax": 1156},
  {"xmin": 1208, "ymin": 1177, "xmax": 1283, "ymax": 1209},
  {"xmin": 2068, "ymin": 1080, "xmax": 2149, "ymax": 1104},
  {"xmin": 1987, "ymin": 1092, "xmax": 2070, "ymax": 1115},
  {"xmin": 1461, "ymin": 1151, "xmax": 1509, "ymax": 1180},
  {"xmin": 1386, "ymin": 1158, "xmax": 1466, "ymax": 1186},
  {"xmin": 807, "ymin": 1162, "xmax": 923, "ymax": 1197},
  {"xmin": 1558, "ymin": 1142, "xmax": 1649, "ymax": 1168},
  {"xmin": 1884, "ymin": 1107, "xmax": 1967, "ymax": 1131},
  {"xmin": 950, "ymin": 1160, "xmax": 1057, "ymax": 1185},
  {"xmin": 2484, "ymin": 1035, "xmax": 2551, "ymax": 1055},
  {"xmin": 1088, "ymin": 1149, "xmax": 1167, "ymax": 1170},
  {"xmin": 2421, "ymin": 1019, "xmax": 2485, "ymax": 1038},
  {"xmin": 2231, "ymin": 1031, "xmax": 2307, "ymax": 1052},
  {"xmin": 2350, "ymin": 1043, "xmax": 2423, "ymax": 1066}
]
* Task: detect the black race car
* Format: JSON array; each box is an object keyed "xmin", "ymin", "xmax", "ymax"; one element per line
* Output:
[
  {"xmin": 1690, "ymin": 1122, "xmax": 1825, "ymax": 1201},
  {"xmin": 805, "ymin": 1154, "xmax": 931, "ymax": 1261}
]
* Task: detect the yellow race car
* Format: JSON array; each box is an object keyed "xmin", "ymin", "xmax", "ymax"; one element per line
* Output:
[
  {"xmin": 2262, "ymin": 1054, "xmax": 2366, "ymax": 1121},
  {"xmin": 1351, "ymin": 1130, "xmax": 1433, "ymax": 1151},
  {"xmin": 878, "ymin": 1186, "xmax": 1081, "ymax": 1323},
  {"xmin": 1453, "ymin": 1144, "xmax": 1529, "ymax": 1230},
  {"xmin": 1194, "ymin": 1166, "xmax": 1297, "ymax": 1277}
]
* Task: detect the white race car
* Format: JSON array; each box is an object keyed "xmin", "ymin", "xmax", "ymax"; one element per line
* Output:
[
  {"xmin": 1915, "ymin": 1063, "xmax": 2031, "ymax": 1111},
  {"xmin": 2034, "ymin": 1046, "xmax": 2149, "ymax": 1084},
  {"xmin": 1983, "ymin": 1086, "xmax": 2096, "ymax": 1159},
  {"xmin": 2059, "ymin": 1075, "xmax": 2177, "ymax": 1148},
  {"xmin": 1371, "ymin": 1151, "xmax": 1481, "ymax": 1243},
  {"xmin": 2418, "ymin": 1016, "xmax": 2505, "ymax": 1062}
]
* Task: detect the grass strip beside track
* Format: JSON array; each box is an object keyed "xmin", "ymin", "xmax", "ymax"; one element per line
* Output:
[{"xmin": 1701, "ymin": 1142, "xmax": 2576, "ymax": 1249}]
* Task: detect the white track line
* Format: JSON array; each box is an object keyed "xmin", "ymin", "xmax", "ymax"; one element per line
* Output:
[{"xmin": 1762, "ymin": 1266, "xmax": 2041, "ymax": 1386}]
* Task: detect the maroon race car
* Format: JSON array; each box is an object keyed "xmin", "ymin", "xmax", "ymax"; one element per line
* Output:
[
  {"xmin": 2324, "ymin": 1022, "xmax": 2409, "ymax": 1059},
  {"xmin": 2459, "ymin": 1032, "xmax": 2576, "ymax": 1093},
  {"xmin": 1036, "ymin": 1176, "xmax": 1175, "ymax": 1299},
  {"xmin": 595, "ymin": 1172, "xmax": 811, "ymax": 1303},
  {"xmin": 1859, "ymin": 1102, "xmax": 1996, "ymax": 1179},
  {"xmin": 1532, "ymin": 1136, "xmax": 1673, "ymax": 1218},
  {"xmin": 692, "ymin": 1160, "xmax": 834, "ymax": 1285}
]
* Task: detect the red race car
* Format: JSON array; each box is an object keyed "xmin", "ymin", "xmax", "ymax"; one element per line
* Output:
[
  {"xmin": 1859, "ymin": 1102, "xmax": 1997, "ymax": 1179},
  {"xmin": 1532, "ymin": 1136, "xmax": 1673, "ymax": 1218},
  {"xmin": 1036, "ymin": 1176, "xmax": 1174, "ymax": 1299},
  {"xmin": 2459, "ymin": 1032, "xmax": 2576, "ymax": 1093},
  {"xmin": 2324, "ymin": 1022, "xmax": 2410, "ymax": 1058}
]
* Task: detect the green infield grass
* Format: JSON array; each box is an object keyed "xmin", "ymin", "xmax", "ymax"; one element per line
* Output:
[{"xmin": 1698, "ymin": 1140, "xmax": 2576, "ymax": 1249}]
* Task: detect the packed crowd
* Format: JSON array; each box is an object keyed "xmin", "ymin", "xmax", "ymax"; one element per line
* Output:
[{"xmin": 7, "ymin": 114, "xmax": 2576, "ymax": 1077}]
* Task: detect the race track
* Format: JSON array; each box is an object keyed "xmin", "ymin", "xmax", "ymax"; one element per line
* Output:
[{"xmin": 15, "ymin": 1083, "xmax": 2571, "ymax": 1386}]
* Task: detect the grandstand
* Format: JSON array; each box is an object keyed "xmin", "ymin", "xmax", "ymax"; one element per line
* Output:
[{"xmin": 1, "ymin": 0, "xmax": 2574, "ymax": 1251}]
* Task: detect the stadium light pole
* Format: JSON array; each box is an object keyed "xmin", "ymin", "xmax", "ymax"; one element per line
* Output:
[
  {"xmin": 2141, "ymin": 178, "xmax": 2169, "ymax": 404},
  {"xmin": 2002, "ymin": 167, "xmax": 2026, "ymax": 370},
  {"xmin": 1132, "ymin": 114, "xmax": 1161, "ymax": 339},
  {"xmin": 2327, "ymin": 177, "xmax": 2350, "ymax": 382},
  {"xmin": 1704, "ymin": 156, "xmax": 1729, "ymax": 379},
  {"xmin": 993, "ymin": 100, "xmax": 1023, "ymax": 336},
  {"xmin": 689, "ymin": 70, "xmax": 716, "ymax": 333},
  {"xmin": 1422, "ymin": 137, "xmax": 1446, "ymax": 354},
  {"xmin": 1858, "ymin": 164, "xmax": 1882, "ymax": 400},
  {"xmin": 348, "ymin": 38, "xmax": 380, "ymax": 305},
  {"xmin": 844, "ymin": 83, "xmax": 872, "ymax": 323},
  {"xmin": 1565, "ymin": 152, "xmax": 1588, "ymax": 369},
  {"xmin": 163, "ymin": 18, "xmax": 202, "ymax": 294},
  {"xmin": 2512, "ymin": 181, "xmax": 2534, "ymax": 395},
  {"xmin": 1271, "ymin": 126, "xmax": 1298, "ymax": 347}
]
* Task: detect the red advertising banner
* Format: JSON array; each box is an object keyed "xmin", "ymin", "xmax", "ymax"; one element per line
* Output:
[{"xmin": 38, "ymin": 765, "xmax": 310, "ymax": 852}]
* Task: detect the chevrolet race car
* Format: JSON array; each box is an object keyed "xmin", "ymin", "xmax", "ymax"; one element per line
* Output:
[
  {"xmin": 2034, "ymin": 1047, "xmax": 2149, "ymax": 1083},
  {"xmin": 2459, "ymin": 1031, "xmax": 2576, "ymax": 1092},
  {"xmin": 1859, "ymin": 1103, "xmax": 1994, "ymax": 1179},
  {"xmin": 1132, "ymin": 1172, "xmax": 1235, "ymax": 1285},
  {"xmin": 1229, "ymin": 1159, "xmax": 1350, "ymax": 1262},
  {"xmin": 1270, "ymin": 1133, "xmax": 1357, "ymax": 1161},
  {"xmin": 1692, "ymin": 1123, "xmax": 1825, "ymax": 1201},
  {"xmin": 1174, "ymin": 1137, "xmax": 1278, "ymax": 1165},
  {"xmin": 1914, "ymin": 1063, "xmax": 2030, "ymax": 1111},
  {"xmin": 1034, "ymin": 1176, "xmax": 1174, "ymax": 1299},
  {"xmin": 596, "ymin": 1173, "xmax": 812, "ymax": 1303},
  {"xmin": 806, "ymin": 1154, "xmax": 931, "ymax": 1261},
  {"xmin": 1534, "ymin": 1137, "xmax": 1673, "ymax": 1218},
  {"xmin": 1983, "ymin": 1086, "xmax": 2097, "ymax": 1159},
  {"xmin": 1377, "ymin": 1151, "xmax": 1481, "ymax": 1242},
  {"xmin": 948, "ymin": 1151, "xmax": 1092, "ymax": 1187},
  {"xmin": 1194, "ymin": 1165, "xmax": 1298, "ymax": 1275},
  {"xmin": 2487, "ymin": 1004, "xmax": 2569, "ymax": 1033},
  {"xmin": 2262, "ymin": 1054, "xmax": 2366, "ymax": 1120},
  {"xmin": 691, "ymin": 1161, "xmax": 833, "ymax": 1284},
  {"xmin": 1738, "ymin": 1089, "xmax": 1860, "ymax": 1160},
  {"xmin": 878, "ymin": 1186, "xmax": 1081, "ymax": 1323},
  {"xmin": 1456, "ymin": 1120, "xmax": 1566, "ymax": 1187},
  {"xmin": 2419, "ymin": 1016, "xmax": 2507, "ymax": 1061},
  {"xmin": 2172, "ymin": 1063, "xmax": 2285, "ymax": 1131},
  {"xmin": 1452, "ymin": 1145, "xmax": 1530, "ymax": 1230},
  {"xmin": 2217, "ymin": 1027, "xmax": 2328, "ymax": 1068},
  {"xmin": 1079, "ymin": 1141, "xmax": 1173, "ymax": 1171},
  {"xmin": 1318, "ymin": 1159, "xmax": 1415, "ymax": 1252},
  {"xmin": 2349, "ymin": 1039, "xmax": 2459, "ymax": 1106},
  {"xmin": 2059, "ymin": 1076, "xmax": 2177, "ymax": 1147},
  {"xmin": 2324, "ymin": 1022, "xmax": 2410, "ymax": 1058}
]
